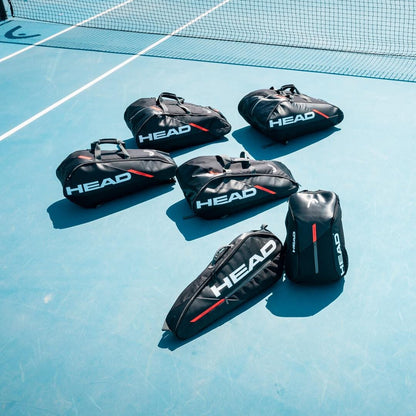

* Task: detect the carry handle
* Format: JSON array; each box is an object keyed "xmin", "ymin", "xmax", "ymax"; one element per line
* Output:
[
  {"xmin": 157, "ymin": 92, "xmax": 185, "ymax": 105},
  {"xmin": 211, "ymin": 245, "xmax": 232, "ymax": 266},
  {"xmin": 276, "ymin": 84, "xmax": 300, "ymax": 95},
  {"xmin": 223, "ymin": 151, "xmax": 251, "ymax": 170},
  {"xmin": 156, "ymin": 92, "xmax": 190, "ymax": 113},
  {"xmin": 90, "ymin": 138, "xmax": 130, "ymax": 160}
]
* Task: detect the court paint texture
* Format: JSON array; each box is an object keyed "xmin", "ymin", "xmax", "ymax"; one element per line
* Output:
[{"xmin": 1, "ymin": 17, "xmax": 416, "ymax": 416}]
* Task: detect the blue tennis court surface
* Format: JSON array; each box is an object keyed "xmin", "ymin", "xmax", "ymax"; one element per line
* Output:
[{"xmin": 1, "ymin": 6, "xmax": 416, "ymax": 415}]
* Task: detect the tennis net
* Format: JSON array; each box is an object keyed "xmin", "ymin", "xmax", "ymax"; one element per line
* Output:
[{"xmin": 2, "ymin": 0, "xmax": 416, "ymax": 58}]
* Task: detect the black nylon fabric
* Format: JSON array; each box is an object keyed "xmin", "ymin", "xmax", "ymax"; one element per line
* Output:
[
  {"xmin": 163, "ymin": 227, "xmax": 284, "ymax": 340},
  {"xmin": 56, "ymin": 140, "xmax": 177, "ymax": 208},
  {"xmin": 238, "ymin": 84, "xmax": 344, "ymax": 142},
  {"xmin": 284, "ymin": 190, "xmax": 348, "ymax": 284},
  {"xmin": 176, "ymin": 154, "xmax": 299, "ymax": 219},
  {"xmin": 124, "ymin": 92, "xmax": 231, "ymax": 151}
]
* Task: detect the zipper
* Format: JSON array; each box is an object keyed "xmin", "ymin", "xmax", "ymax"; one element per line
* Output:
[
  {"xmin": 137, "ymin": 111, "xmax": 215, "ymax": 145},
  {"xmin": 250, "ymin": 93, "xmax": 286, "ymax": 116},
  {"xmin": 208, "ymin": 231, "xmax": 255, "ymax": 271},
  {"xmin": 191, "ymin": 171, "xmax": 298, "ymax": 208},
  {"xmin": 223, "ymin": 258, "xmax": 274, "ymax": 299},
  {"xmin": 129, "ymin": 103, "xmax": 206, "ymax": 120},
  {"xmin": 135, "ymin": 114, "xmax": 186, "ymax": 145},
  {"xmin": 174, "ymin": 230, "xmax": 275, "ymax": 332},
  {"xmin": 128, "ymin": 106, "xmax": 152, "ymax": 123},
  {"xmin": 134, "ymin": 112, "xmax": 158, "ymax": 136}
]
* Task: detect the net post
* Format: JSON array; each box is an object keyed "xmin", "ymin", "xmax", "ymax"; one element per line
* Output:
[{"xmin": 0, "ymin": 0, "xmax": 7, "ymax": 21}]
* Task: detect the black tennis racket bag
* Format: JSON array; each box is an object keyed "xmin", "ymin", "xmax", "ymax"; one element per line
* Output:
[
  {"xmin": 56, "ymin": 139, "xmax": 177, "ymax": 208},
  {"xmin": 124, "ymin": 92, "xmax": 231, "ymax": 151},
  {"xmin": 284, "ymin": 190, "xmax": 348, "ymax": 284},
  {"xmin": 176, "ymin": 152, "xmax": 299, "ymax": 219},
  {"xmin": 163, "ymin": 225, "xmax": 284, "ymax": 339},
  {"xmin": 238, "ymin": 84, "xmax": 344, "ymax": 143}
]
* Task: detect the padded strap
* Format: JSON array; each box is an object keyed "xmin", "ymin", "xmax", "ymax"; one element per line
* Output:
[{"xmin": 90, "ymin": 138, "xmax": 130, "ymax": 160}]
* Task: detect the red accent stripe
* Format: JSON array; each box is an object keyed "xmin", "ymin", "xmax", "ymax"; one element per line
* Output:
[
  {"xmin": 254, "ymin": 185, "xmax": 276, "ymax": 195},
  {"xmin": 189, "ymin": 123, "xmax": 209, "ymax": 132},
  {"xmin": 190, "ymin": 298, "xmax": 226, "ymax": 323},
  {"xmin": 312, "ymin": 109, "xmax": 330, "ymax": 119},
  {"xmin": 128, "ymin": 169, "xmax": 154, "ymax": 178},
  {"xmin": 312, "ymin": 223, "xmax": 317, "ymax": 243},
  {"xmin": 78, "ymin": 155, "xmax": 93, "ymax": 160}
]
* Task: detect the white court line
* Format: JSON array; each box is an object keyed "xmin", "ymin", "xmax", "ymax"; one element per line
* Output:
[
  {"xmin": 0, "ymin": 0, "xmax": 231, "ymax": 142},
  {"xmin": 0, "ymin": 0, "xmax": 134, "ymax": 64}
]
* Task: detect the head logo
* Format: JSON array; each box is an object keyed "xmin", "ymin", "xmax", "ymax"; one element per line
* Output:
[
  {"xmin": 66, "ymin": 172, "xmax": 131, "ymax": 195},
  {"xmin": 269, "ymin": 111, "xmax": 315, "ymax": 128},
  {"xmin": 196, "ymin": 187, "xmax": 257, "ymax": 210},
  {"xmin": 138, "ymin": 125, "xmax": 191, "ymax": 143},
  {"xmin": 209, "ymin": 239, "xmax": 277, "ymax": 297},
  {"xmin": 291, "ymin": 231, "xmax": 296, "ymax": 253},
  {"xmin": 333, "ymin": 233, "xmax": 345, "ymax": 275}
]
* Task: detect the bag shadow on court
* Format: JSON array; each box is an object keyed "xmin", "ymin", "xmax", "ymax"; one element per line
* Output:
[
  {"xmin": 266, "ymin": 276, "xmax": 345, "ymax": 317},
  {"xmin": 158, "ymin": 277, "xmax": 344, "ymax": 350},
  {"xmin": 158, "ymin": 286, "xmax": 275, "ymax": 351},
  {"xmin": 47, "ymin": 183, "xmax": 175, "ymax": 229},
  {"xmin": 166, "ymin": 198, "xmax": 288, "ymax": 241},
  {"xmin": 232, "ymin": 126, "xmax": 341, "ymax": 160}
]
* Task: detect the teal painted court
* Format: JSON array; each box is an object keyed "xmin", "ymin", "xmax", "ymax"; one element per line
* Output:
[{"xmin": 1, "ymin": 1, "xmax": 415, "ymax": 414}]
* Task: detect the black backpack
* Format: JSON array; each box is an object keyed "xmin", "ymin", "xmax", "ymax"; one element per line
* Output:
[
  {"xmin": 238, "ymin": 84, "xmax": 344, "ymax": 143},
  {"xmin": 176, "ymin": 152, "xmax": 299, "ymax": 219},
  {"xmin": 124, "ymin": 92, "xmax": 231, "ymax": 151},
  {"xmin": 163, "ymin": 226, "xmax": 284, "ymax": 339},
  {"xmin": 56, "ymin": 139, "xmax": 177, "ymax": 208},
  {"xmin": 284, "ymin": 190, "xmax": 348, "ymax": 284}
]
